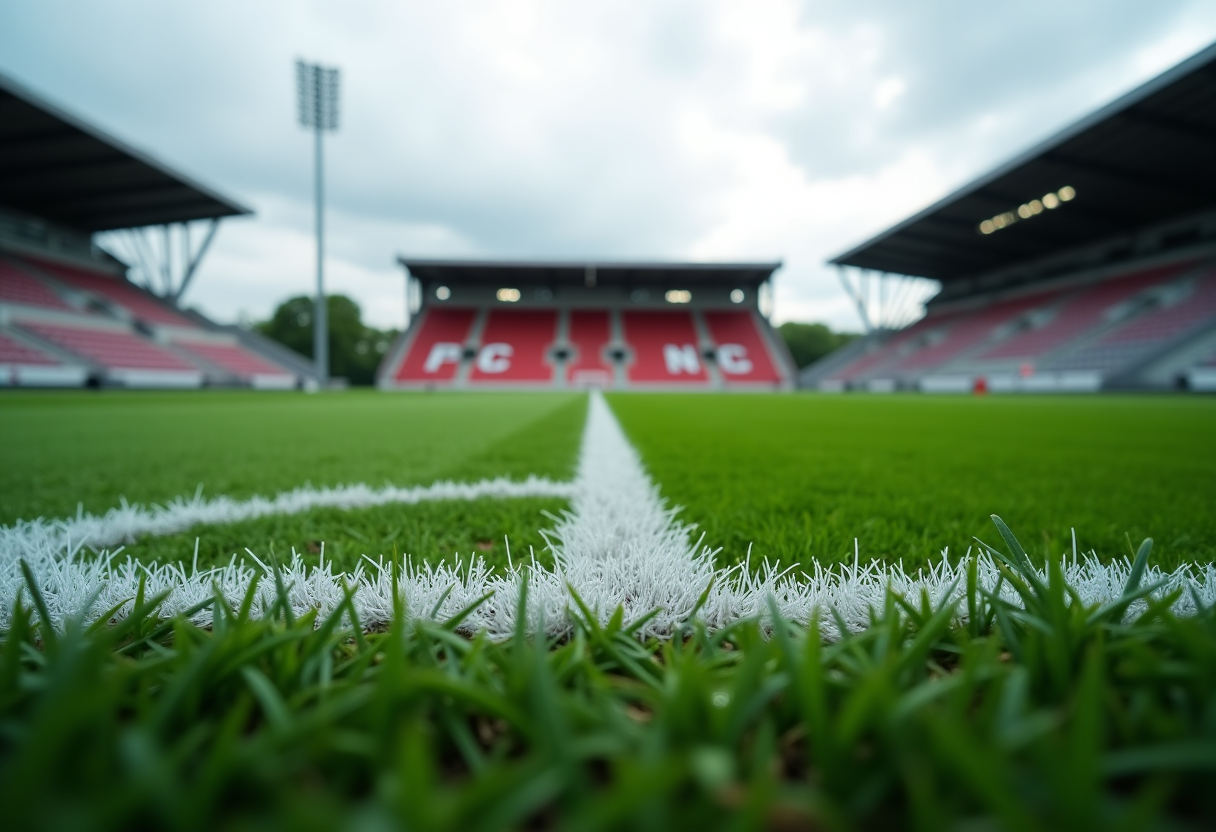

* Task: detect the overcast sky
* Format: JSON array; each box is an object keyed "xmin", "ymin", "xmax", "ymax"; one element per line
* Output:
[{"xmin": 2, "ymin": 1, "xmax": 1214, "ymax": 330}]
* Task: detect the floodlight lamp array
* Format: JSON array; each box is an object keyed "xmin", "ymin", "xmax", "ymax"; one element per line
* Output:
[
  {"xmin": 978, "ymin": 186, "xmax": 1074, "ymax": 235},
  {"xmin": 296, "ymin": 60, "xmax": 340, "ymax": 132}
]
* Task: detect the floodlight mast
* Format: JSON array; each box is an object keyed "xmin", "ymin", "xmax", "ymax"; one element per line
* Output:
[{"xmin": 296, "ymin": 60, "xmax": 340, "ymax": 386}]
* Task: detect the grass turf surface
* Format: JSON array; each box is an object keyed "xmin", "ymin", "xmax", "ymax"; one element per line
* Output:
[
  {"xmin": 609, "ymin": 393, "xmax": 1216, "ymax": 572},
  {"xmin": 3, "ymin": 525, "xmax": 1214, "ymax": 831},
  {"xmin": 0, "ymin": 391, "xmax": 586, "ymax": 572},
  {"xmin": 3, "ymin": 391, "xmax": 1216, "ymax": 829}
]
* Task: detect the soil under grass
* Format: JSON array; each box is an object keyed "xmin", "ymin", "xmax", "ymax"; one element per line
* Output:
[{"xmin": 609, "ymin": 392, "xmax": 1216, "ymax": 572}]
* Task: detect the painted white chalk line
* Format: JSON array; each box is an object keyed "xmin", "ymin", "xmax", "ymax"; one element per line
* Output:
[{"xmin": 1, "ymin": 391, "xmax": 1212, "ymax": 636}]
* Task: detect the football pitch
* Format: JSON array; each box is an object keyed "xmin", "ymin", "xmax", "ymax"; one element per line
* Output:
[
  {"xmin": 2, "ymin": 389, "xmax": 1215, "ymax": 829},
  {"xmin": 2, "ymin": 389, "xmax": 1213, "ymax": 573}
]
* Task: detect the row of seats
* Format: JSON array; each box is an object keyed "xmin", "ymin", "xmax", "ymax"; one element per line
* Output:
[
  {"xmin": 22, "ymin": 256, "xmax": 198, "ymax": 327},
  {"xmin": 388, "ymin": 308, "xmax": 786, "ymax": 386},
  {"xmin": 1050, "ymin": 268, "xmax": 1216, "ymax": 372},
  {"xmin": 0, "ymin": 330, "xmax": 58, "ymax": 366},
  {"xmin": 0, "ymin": 261, "xmax": 71, "ymax": 310},
  {"xmin": 20, "ymin": 321, "xmax": 195, "ymax": 371},
  {"xmin": 826, "ymin": 258, "xmax": 1214, "ymax": 385}
]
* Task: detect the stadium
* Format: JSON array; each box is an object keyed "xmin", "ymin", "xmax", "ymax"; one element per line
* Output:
[
  {"xmin": 805, "ymin": 43, "xmax": 1216, "ymax": 394},
  {"xmin": 2, "ymin": 12, "xmax": 1216, "ymax": 832}
]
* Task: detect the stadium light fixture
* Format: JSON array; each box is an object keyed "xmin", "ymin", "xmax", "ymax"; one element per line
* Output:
[
  {"xmin": 978, "ymin": 186, "xmax": 1076, "ymax": 235},
  {"xmin": 435, "ymin": 285, "xmax": 451, "ymax": 300},
  {"xmin": 296, "ymin": 59, "xmax": 340, "ymax": 386},
  {"xmin": 496, "ymin": 288, "xmax": 521, "ymax": 302},
  {"xmin": 730, "ymin": 289, "xmax": 745, "ymax": 303},
  {"xmin": 665, "ymin": 289, "xmax": 692, "ymax": 304}
]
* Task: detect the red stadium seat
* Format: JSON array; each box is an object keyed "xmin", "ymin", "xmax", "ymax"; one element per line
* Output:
[
  {"xmin": 1098, "ymin": 268, "xmax": 1216, "ymax": 346},
  {"xmin": 622, "ymin": 310, "xmax": 709, "ymax": 384},
  {"xmin": 892, "ymin": 289, "xmax": 1061, "ymax": 372},
  {"xmin": 979, "ymin": 261, "xmax": 1195, "ymax": 361},
  {"xmin": 0, "ymin": 331, "xmax": 60, "ymax": 366},
  {"xmin": 171, "ymin": 339, "xmax": 290, "ymax": 378},
  {"xmin": 0, "ymin": 261, "xmax": 70, "ymax": 310},
  {"xmin": 20, "ymin": 321, "xmax": 196, "ymax": 371},
  {"xmin": 467, "ymin": 309, "xmax": 558, "ymax": 383},
  {"xmin": 703, "ymin": 310, "xmax": 782, "ymax": 383},
  {"xmin": 22, "ymin": 257, "xmax": 197, "ymax": 328},
  {"xmin": 394, "ymin": 307, "xmax": 477, "ymax": 382},
  {"xmin": 566, "ymin": 310, "xmax": 613, "ymax": 386}
]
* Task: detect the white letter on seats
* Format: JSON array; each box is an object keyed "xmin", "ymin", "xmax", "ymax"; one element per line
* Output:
[
  {"xmin": 423, "ymin": 342, "xmax": 463, "ymax": 373},
  {"xmin": 477, "ymin": 343, "xmax": 513, "ymax": 373},
  {"xmin": 663, "ymin": 344, "xmax": 700, "ymax": 375},
  {"xmin": 717, "ymin": 344, "xmax": 753, "ymax": 375}
]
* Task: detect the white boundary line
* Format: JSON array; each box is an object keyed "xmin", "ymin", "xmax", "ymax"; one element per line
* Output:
[{"xmin": 1, "ymin": 391, "xmax": 1213, "ymax": 636}]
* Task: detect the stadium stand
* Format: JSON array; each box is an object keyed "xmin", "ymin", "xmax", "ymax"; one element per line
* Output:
[
  {"xmin": 804, "ymin": 43, "xmax": 1216, "ymax": 393},
  {"xmin": 565, "ymin": 310, "xmax": 614, "ymax": 388},
  {"xmin": 702, "ymin": 310, "xmax": 783, "ymax": 384},
  {"xmin": 0, "ymin": 70, "xmax": 308, "ymax": 389},
  {"xmin": 975, "ymin": 261, "xmax": 1196, "ymax": 362},
  {"xmin": 19, "ymin": 320, "xmax": 194, "ymax": 370},
  {"xmin": 20, "ymin": 256, "xmax": 198, "ymax": 327},
  {"xmin": 467, "ymin": 309, "xmax": 559, "ymax": 384},
  {"xmin": 164, "ymin": 332, "xmax": 298, "ymax": 389},
  {"xmin": 392, "ymin": 307, "xmax": 478, "ymax": 383},
  {"xmin": 379, "ymin": 261, "xmax": 795, "ymax": 391},
  {"xmin": 622, "ymin": 310, "xmax": 709, "ymax": 385},
  {"xmin": 889, "ymin": 288, "xmax": 1063, "ymax": 373},
  {"xmin": 0, "ymin": 259, "xmax": 70, "ymax": 310},
  {"xmin": 0, "ymin": 327, "xmax": 88, "ymax": 387}
]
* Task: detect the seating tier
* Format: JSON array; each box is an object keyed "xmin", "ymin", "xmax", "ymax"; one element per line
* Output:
[
  {"xmin": 394, "ymin": 308, "xmax": 477, "ymax": 382},
  {"xmin": 0, "ymin": 331, "xmax": 60, "ymax": 366},
  {"xmin": 172, "ymin": 340, "xmax": 290, "ymax": 377},
  {"xmin": 467, "ymin": 309, "xmax": 558, "ymax": 383},
  {"xmin": 21, "ymin": 322, "xmax": 196, "ymax": 371},
  {"xmin": 703, "ymin": 310, "xmax": 782, "ymax": 383},
  {"xmin": 0, "ymin": 261, "xmax": 69, "ymax": 310},
  {"xmin": 622, "ymin": 310, "xmax": 709, "ymax": 384},
  {"xmin": 566, "ymin": 310, "xmax": 613, "ymax": 386},
  {"xmin": 24, "ymin": 257, "xmax": 196, "ymax": 327},
  {"xmin": 979, "ymin": 262, "xmax": 1195, "ymax": 361}
]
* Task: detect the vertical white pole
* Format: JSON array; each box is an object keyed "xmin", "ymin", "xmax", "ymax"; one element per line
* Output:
[{"xmin": 313, "ymin": 80, "xmax": 328, "ymax": 386}]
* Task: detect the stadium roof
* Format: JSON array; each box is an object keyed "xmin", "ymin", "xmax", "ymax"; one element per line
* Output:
[
  {"xmin": 0, "ymin": 71, "xmax": 251, "ymax": 232},
  {"xmin": 830, "ymin": 42, "xmax": 1216, "ymax": 283},
  {"xmin": 397, "ymin": 258, "xmax": 782, "ymax": 286}
]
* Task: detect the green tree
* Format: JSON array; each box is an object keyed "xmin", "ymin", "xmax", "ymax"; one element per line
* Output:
[
  {"xmin": 778, "ymin": 321, "xmax": 860, "ymax": 369},
  {"xmin": 256, "ymin": 295, "xmax": 398, "ymax": 386}
]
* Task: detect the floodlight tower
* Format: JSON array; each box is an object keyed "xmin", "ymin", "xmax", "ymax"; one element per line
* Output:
[{"xmin": 296, "ymin": 60, "xmax": 340, "ymax": 385}]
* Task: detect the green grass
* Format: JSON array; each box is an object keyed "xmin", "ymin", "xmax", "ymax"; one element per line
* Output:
[
  {"xmin": 0, "ymin": 391, "xmax": 586, "ymax": 572},
  {"xmin": 3, "ymin": 522, "xmax": 1214, "ymax": 831},
  {"xmin": 4, "ymin": 391, "xmax": 1216, "ymax": 827},
  {"xmin": 609, "ymin": 393, "xmax": 1216, "ymax": 572}
]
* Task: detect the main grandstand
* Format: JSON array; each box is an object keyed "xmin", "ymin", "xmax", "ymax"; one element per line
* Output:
[
  {"xmin": 378, "ymin": 259, "xmax": 797, "ymax": 390},
  {"xmin": 0, "ymin": 72, "xmax": 311, "ymax": 389},
  {"xmin": 804, "ymin": 43, "xmax": 1216, "ymax": 393}
]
